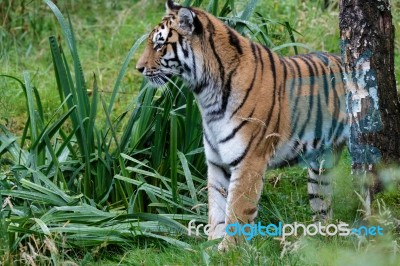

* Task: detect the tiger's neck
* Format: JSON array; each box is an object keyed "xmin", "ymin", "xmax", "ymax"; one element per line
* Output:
[
  {"xmin": 185, "ymin": 9, "xmax": 285, "ymax": 131},
  {"xmin": 189, "ymin": 12, "xmax": 255, "ymax": 121}
]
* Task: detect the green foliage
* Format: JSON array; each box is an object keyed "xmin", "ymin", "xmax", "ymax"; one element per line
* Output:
[
  {"xmin": 0, "ymin": 0, "xmax": 210, "ymax": 262},
  {"xmin": 0, "ymin": 0, "xmax": 269, "ymax": 262},
  {"xmin": 1, "ymin": 0, "xmax": 400, "ymax": 264}
]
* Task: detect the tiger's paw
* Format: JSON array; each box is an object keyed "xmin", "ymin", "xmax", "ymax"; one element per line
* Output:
[
  {"xmin": 208, "ymin": 223, "xmax": 226, "ymax": 241},
  {"xmin": 217, "ymin": 236, "xmax": 237, "ymax": 252},
  {"xmin": 217, "ymin": 239, "xmax": 230, "ymax": 252}
]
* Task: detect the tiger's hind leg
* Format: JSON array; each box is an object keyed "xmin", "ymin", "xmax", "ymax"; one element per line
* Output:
[
  {"xmin": 307, "ymin": 163, "xmax": 333, "ymax": 221},
  {"xmin": 307, "ymin": 146, "xmax": 344, "ymax": 221}
]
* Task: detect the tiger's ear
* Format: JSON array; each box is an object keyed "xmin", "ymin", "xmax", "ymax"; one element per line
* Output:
[
  {"xmin": 166, "ymin": 0, "xmax": 180, "ymax": 12},
  {"xmin": 177, "ymin": 8, "xmax": 195, "ymax": 35},
  {"xmin": 166, "ymin": 1, "xmax": 196, "ymax": 35}
]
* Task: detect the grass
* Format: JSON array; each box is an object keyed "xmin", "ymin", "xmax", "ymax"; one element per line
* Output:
[
  {"xmin": 95, "ymin": 236, "xmax": 400, "ymax": 266},
  {"xmin": 95, "ymin": 152, "xmax": 400, "ymax": 265},
  {"xmin": 1, "ymin": 0, "xmax": 400, "ymax": 265},
  {"xmin": 1, "ymin": 0, "xmax": 164, "ymax": 133},
  {"xmin": 95, "ymin": 155, "xmax": 400, "ymax": 265}
]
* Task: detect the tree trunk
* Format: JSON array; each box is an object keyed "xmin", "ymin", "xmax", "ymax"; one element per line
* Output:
[{"xmin": 339, "ymin": 0, "xmax": 400, "ymax": 212}]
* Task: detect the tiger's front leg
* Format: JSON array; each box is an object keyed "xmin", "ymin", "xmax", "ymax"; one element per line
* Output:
[
  {"xmin": 207, "ymin": 161, "xmax": 230, "ymax": 240},
  {"xmin": 217, "ymin": 161, "xmax": 266, "ymax": 252}
]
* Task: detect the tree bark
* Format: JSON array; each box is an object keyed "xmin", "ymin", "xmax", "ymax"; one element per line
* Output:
[{"xmin": 339, "ymin": 0, "xmax": 400, "ymax": 207}]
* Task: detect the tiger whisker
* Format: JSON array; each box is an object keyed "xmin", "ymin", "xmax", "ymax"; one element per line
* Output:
[{"xmin": 163, "ymin": 75, "xmax": 187, "ymax": 101}]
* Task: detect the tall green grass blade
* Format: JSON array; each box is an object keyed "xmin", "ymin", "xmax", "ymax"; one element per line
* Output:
[
  {"xmin": 23, "ymin": 72, "xmax": 38, "ymax": 149},
  {"xmin": 152, "ymin": 112, "xmax": 164, "ymax": 167},
  {"xmin": 272, "ymin": 42, "xmax": 313, "ymax": 53},
  {"xmin": 67, "ymin": 13, "xmax": 89, "ymax": 117},
  {"xmin": 87, "ymin": 74, "xmax": 99, "ymax": 156},
  {"xmin": 114, "ymin": 175, "xmax": 196, "ymax": 213},
  {"xmin": 184, "ymin": 97, "xmax": 193, "ymax": 152},
  {"xmin": 284, "ymin": 21, "xmax": 298, "ymax": 54},
  {"xmin": 253, "ymin": 13, "xmax": 275, "ymax": 47},
  {"xmin": 241, "ymin": 0, "xmax": 259, "ymax": 20},
  {"xmin": 142, "ymin": 232, "xmax": 191, "ymax": 249},
  {"xmin": 219, "ymin": 0, "xmax": 234, "ymax": 17},
  {"xmin": 0, "ymin": 126, "xmax": 28, "ymax": 165},
  {"xmin": 170, "ymin": 113, "xmax": 178, "ymax": 212},
  {"xmin": 101, "ymin": 96, "xmax": 120, "ymax": 153},
  {"xmin": 118, "ymin": 83, "xmax": 147, "ymax": 152},
  {"xmin": 44, "ymin": 0, "xmax": 72, "ymax": 52},
  {"xmin": 32, "ymin": 86, "xmax": 44, "ymax": 123},
  {"xmin": 30, "ymin": 218, "xmax": 51, "ymax": 236},
  {"xmin": 207, "ymin": 0, "xmax": 219, "ymax": 15},
  {"xmin": 49, "ymin": 36, "xmax": 73, "ymax": 108},
  {"xmin": 118, "ymin": 155, "xmax": 134, "ymax": 199},
  {"xmin": 1, "ymin": 190, "xmax": 66, "ymax": 206},
  {"xmin": 45, "ymin": 0, "xmax": 89, "ymax": 116},
  {"xmin": 178, "ymin": 151, "xmax": 198, "ymax": 212},
  {"xmin": 32, "ymin": 103, "xmax": 75, "ymax": 152},
  {"xmin": 42, "ymin": 135, "xmax": 66, "ymax": 187},
  {"xmin": 108, "ymin": 34, "xmax": 147, "ymax": 113},
  {"xmin": 236, "ymin": 0, "xmax": 259, "ymax": 33},
  {"xmin": 184, "ymin": 0, "xmax": 191, "ymax": 6}
]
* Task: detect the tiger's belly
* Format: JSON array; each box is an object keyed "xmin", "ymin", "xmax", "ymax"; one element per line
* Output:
[{"xmin": 268, "ymin": 125, "xmax": 349, "ymax": 169}]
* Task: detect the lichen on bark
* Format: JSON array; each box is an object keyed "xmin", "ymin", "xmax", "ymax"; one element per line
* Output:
[{"xmin": 340, "ymin": 0, "xmax": 400, "ymax": 166}]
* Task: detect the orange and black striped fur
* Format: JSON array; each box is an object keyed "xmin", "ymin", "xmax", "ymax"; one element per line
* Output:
[{"xmin": 136, "ymin": 1, "xmax": 348, "ymax": 250}]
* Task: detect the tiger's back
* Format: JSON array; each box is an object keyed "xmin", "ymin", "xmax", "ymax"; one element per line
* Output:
[{"xmin": 136, "ymin": 1, "xmax": 348, "ymax": 251}]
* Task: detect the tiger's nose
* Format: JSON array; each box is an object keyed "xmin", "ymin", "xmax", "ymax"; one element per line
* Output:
[{"xmin": 137, "ymin": 66, "xmax": 145, "ymax": 73}]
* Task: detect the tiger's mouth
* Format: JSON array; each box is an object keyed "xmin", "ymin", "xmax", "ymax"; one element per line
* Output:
[{"xmin": 145, "ymin": 72, "xmax": 173, "ymax": 87}]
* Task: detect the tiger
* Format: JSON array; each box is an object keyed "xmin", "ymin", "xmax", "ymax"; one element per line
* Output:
[{"xmin": 136, "ymin": 0, "xmax": 348, "ymax": 251}]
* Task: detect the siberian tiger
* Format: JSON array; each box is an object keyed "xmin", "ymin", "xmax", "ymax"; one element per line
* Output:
[{"xmin": 136, "ymin": 0, "xmax": 348, "ymax": 251}]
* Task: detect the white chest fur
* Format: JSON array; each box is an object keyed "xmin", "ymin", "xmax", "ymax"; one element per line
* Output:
[{"xmin": 202, "ymin": 114, "xmax": 247, "ymax": 168}]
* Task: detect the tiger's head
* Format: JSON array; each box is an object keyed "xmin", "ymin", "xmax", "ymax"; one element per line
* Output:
[{"xmin": 136, "ymin": 1, "xmax": 203, "ymax": 87}]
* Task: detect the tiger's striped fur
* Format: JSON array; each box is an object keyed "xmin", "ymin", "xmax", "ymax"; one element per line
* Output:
[{"xmin": 136, "ymin": 1, "xmax": 348, "ymax": 250}]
